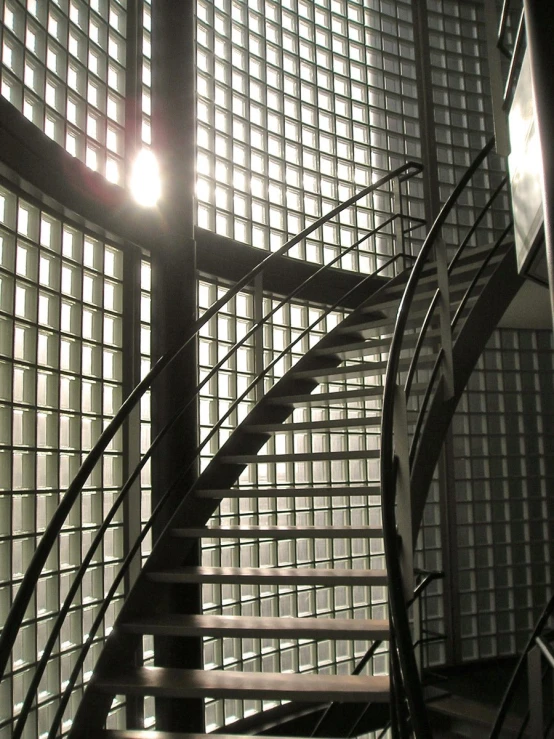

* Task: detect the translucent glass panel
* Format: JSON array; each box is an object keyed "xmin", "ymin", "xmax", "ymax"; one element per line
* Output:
[
  {"xmin": 196, "ymin": 0, "xmax": 424, "ymax": 266},
  {"xmin": 140, "ymin": 258, "xmax": 151, "ymax": 562},
  {"xmin": 452, "ymin": 329, "xmax": 554, "ymax": 661},
  {"xmin": 0, "ymin": 0, "xmax": 127, "ymax": 184},
  {"xmin": 426, "ymin": 0, "xmax": 510, "ymax": 251},
  {"xmin": 198, "ymin": 277, "xmax": 257, "ymax": 471},
  {"xmin": 141, "ymin": 0, "xmax": 151, "ymax": 147},
  {"xmin": 0, "ymin": 184, "xmax": 126, "ymax": 737}
]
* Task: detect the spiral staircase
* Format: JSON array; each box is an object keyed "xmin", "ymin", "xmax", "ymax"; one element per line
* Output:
[{"xmin": 0, "ymin": 141, "xmax": 527, "ymax": 738}]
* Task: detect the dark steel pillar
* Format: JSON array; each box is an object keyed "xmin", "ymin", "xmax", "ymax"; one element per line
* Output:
[
  {"xmin": 150, "ymin": 2, "xmax": 203, "ymax": 732},
  {"xmin": 522, "ymin": 0, "xmax": 554, "ymax": 323}
]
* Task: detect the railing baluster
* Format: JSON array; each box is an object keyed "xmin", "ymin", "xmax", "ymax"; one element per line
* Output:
[
  {"xmin": 434, "ymin": 238, "xmax": 455, "ymax": 400},
  {"xmin": 393, "ymin": 385, "xmax": 413, "ymax": 604},
  {"xmin": 528, "ymin": 644, "xmax": 544, "ymax": 737}
]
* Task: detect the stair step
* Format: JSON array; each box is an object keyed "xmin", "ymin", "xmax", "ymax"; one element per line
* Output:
[
  {"xmin": 146, "ymin": 565, "xmax": 388, "ymax": 586},
  {"xmin": 268, "ymin": 386, "xmax": 382, "ymax": 405},
  {"xmin": 245, "ymin": 415, "xmax": 382, "ymax": 432},
  {"xmin": 92, "ymin": 666, "xmax": 391, "ymax": 702},
  {"xmin": 172, "ymin": 525, "xmax": 383, "ymax": 539},
  {"xmin": 373, "ymin": 280, "xmax": 473, "ymax": 312},
  {"xmin": 195, "ymin": 485, "xmax": 380, "ymax": 498},
  {"xmin": 291, "ymin": 355, "xmax": 435, "ymax": 381},
  {"xmin": 315, "ymin": 329, "xmax": 442, "ymax": 358},
  {"xmin": 119, "ymin": 614, "xmax": 390, "ymax": 639},
  {"xmin": 220, "ymin": 449, "xmax": 380, "ymax": 464},
  {"xmin": 98, "ymin": 734, "xmax": 325, "ymax": 739}
]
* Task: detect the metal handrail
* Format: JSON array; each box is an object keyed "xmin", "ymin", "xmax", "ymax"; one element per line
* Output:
[
  {"xmin": 489, "ymin": 594, "xmax": 554, "ymax": 739},
  {"xmin": 503, "ymin": 7, "xmax": 526, "ymax": 109},
  {"xmin": 380, "ymin": 137, "xmax": 497, "ymax": 738},
  {"xmin": 0, "ymin": 160, "xmax": 423, "ymax": 688},
  {"xmin": 497, "ymin": 0, "xmax": 522, "ymax": 58},
  {"xmin": 309, "ymin": 569, "xmax": 445, "ymax": 739}
]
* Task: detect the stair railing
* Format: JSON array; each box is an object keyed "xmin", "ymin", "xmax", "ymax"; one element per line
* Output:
[
  {"xmin": 380, "ymin": 136, "xmax": 514, "ymax": 737},
  {"xmin": 309, "ymin": 569, "xmax": 444, "ymax": 739},
  {"xmin": 489, "ymin": 594, "xmax": 554, "ymax": 739},
  {"xmin": 45, "ymin": 247, "xmax": 417, "ymax": 739},
  {"xmin": 0, "ymin": 162, "xmax": 424, "ymax": 737}
]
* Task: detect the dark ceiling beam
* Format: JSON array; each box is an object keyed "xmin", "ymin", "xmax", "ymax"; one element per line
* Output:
[{"xmin": 195, "ymin": 227, "xmax": 388, "ymax": 309}]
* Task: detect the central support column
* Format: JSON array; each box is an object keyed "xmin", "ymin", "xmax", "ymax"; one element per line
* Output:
[{"xmin": 151, "ymin": 2, "xmax": 203, "ymax": 731}]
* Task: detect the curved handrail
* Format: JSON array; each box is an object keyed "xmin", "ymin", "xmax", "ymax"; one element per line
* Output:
[
  {"xmin": 380, "ymin": 137, "xmax": 497, "ymax": 737},
  {"xmin": 0, "ymin": 160, "xmax": 423, "ymax": 685},
  {"xmin": 489, "ymin": 594, "xmax": 554, "ymax": 739}
]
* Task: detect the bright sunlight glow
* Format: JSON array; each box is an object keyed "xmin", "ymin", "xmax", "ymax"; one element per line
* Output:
[{"xmin": 130, "ymin": 149, "xmax": 162, "ymax": 207}]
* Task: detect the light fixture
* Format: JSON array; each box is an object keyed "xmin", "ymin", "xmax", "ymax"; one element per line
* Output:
[{"xmin": 130, "ymin": 149, "xmax": 161, "ymax": 207}]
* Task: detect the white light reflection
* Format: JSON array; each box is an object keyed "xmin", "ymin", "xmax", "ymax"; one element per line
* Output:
[{"xmin": 130, "ymin": 149, "xmax": 161, "ymax": 207}]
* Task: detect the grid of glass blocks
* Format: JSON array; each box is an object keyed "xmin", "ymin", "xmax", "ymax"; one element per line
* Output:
[
  {"xmin": 141, "ymin": 0, "xmax": 151, "ymax": 147},
  {"xmin": 196, "ymin": 0, "xmax": 425, "ymax": 267},
  {"xmin": 0, "ymin": 0, "xmax": 127, "ymax": 185},
  {"xmin": 452, "ymin": 329, "xmax": 554, "ymax": 661},
  {"xmin": 198, "ymin": 277, "xmax": 257, "ymax": 472},
  {"xmin": 0, "ymin": 183, "xmax": 127, "ymax": 737},
  {"xmin": 140, "ymin": 257, "xmax": 151, "ymax": 563},
  {"xmin": 426, "ymin": 0, "xmax": 510, "ymax": 252}
]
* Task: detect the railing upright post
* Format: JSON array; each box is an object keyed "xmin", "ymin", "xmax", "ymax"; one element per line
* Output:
[
  {"xmin": 434, "ymin": 239, "xmax": 455, "ymax": 399},
  {"xmin": 254, "ymin": 272, "xmax": 265, "ymax": 403},
  {"xmin": 393, "ymin": 385, "xmax": 414, "ymax": 603},
  {"xmin": 392, "ymin": 177, "xmax": 406, "ymax": 273},
  {"xmin": 528, "ymin": 644, "xmax": 544, "ymax": 737},
  {"xmin": 484, "ymin": 0, "xmax": 510, "ymax": 156}
]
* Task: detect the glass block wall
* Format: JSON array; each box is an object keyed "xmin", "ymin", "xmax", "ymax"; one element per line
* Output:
[
  {"xmin": 0, "ymin": 183, "xmax": 131, "ymax": 738},
  {"xmin": 426, "ymin": 0, "xmax": 510, "ymax": 251},
  {"xmin": 0, "ymin": 0, "xmax": 128, "ymax": 184},
  {"xmin": 452, "ymin": 328, "xmax": 554, "ymax": 661},
  {"xmin": 196, "ymin": 0, "xmax": 425, "ymax": 267}
]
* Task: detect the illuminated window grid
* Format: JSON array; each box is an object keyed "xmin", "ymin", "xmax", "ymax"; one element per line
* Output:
[
  {"xmin": 0, "ymin": 0, "xmax": 127, "ymax": 185},
  {"xmin": 198, "ymin": 277, "xmax": 257, "ymax": 473},
  {"xmin": 427, "ymin": 0, "xmax": 510, "ymax": 252},
  {"xmin": 0, "ymin": 184, "xmax": 125, "ymax": 736},
  {"xmin": 452, "ymin": 329, "xmax": 554, "ymax": 662},
  {"xmin": 141, "ymin": 0, "xmax": 151, "ymax": 146},
  {"xmin": 196, "ymin": 0, "xmax": 425, "ymax": 266},
  {"xmin": 140, "ymin": 258, "xmax": 151, "ymax": 562}
]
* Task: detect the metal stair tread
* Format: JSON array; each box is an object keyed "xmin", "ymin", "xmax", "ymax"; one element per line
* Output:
[
  {"xmin": 172, "ymin": 524, "xmax": 384, "ymax": 539},
  {"xmin": 118, "ymin": 613, "xmax": 390, "ymax": 639},
  {"xmin": 92, "ymin": 666, "xmax": 391, "ymax": 702},
  {"xmin": 291, "ymin": 354, "xmax": 436, "ymax": 380},
  {"xmin": 266, "ymin": 384, "xmax": 428, "ymax": 406},
  {"xmin": 245, "ymin": 415, "xmax": 382, "ymax": 432},
  {"xmin": 146, "ymin": 565, "xmax": 388, "ymax": 585},
  {"xmin": 98, "ymin": 733, "xmax": 316, "ymax": 739},
  {"xmin": 220, "ymin": 449, "xmax": 381, "ymax": 464},
  {"xmin": 194, "ymin": 485, "xmax": 381, "ymax": 498}
]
